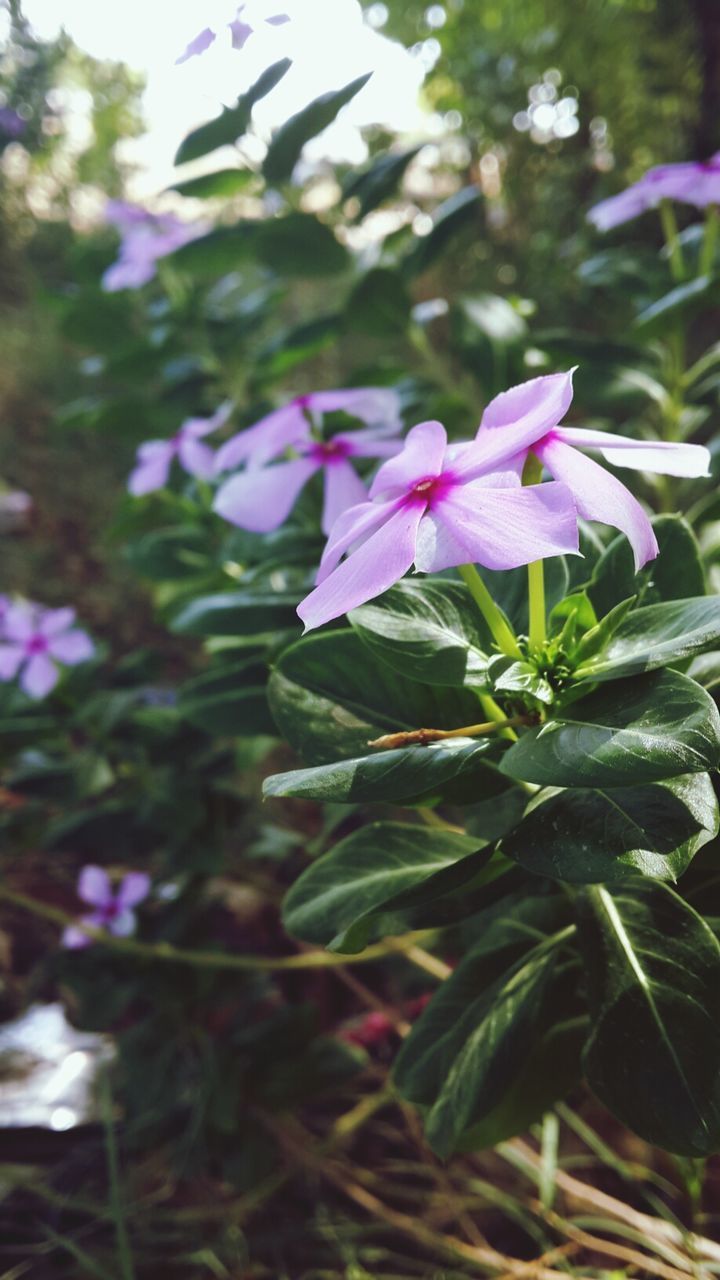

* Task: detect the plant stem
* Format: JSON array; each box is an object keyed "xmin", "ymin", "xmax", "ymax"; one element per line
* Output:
[
  {"xmin": 659, "ymin": 199, "xmax": 685, "ymax": 282},
  {"xmin": 522, "ymin": 453, "xmax": 546, "ymax": 651},
  {"xmin": 369, "ymin": 714, "xmax": 530, "ymax": 750},
  {"xmin": 699, "ymin": 204, "xmax": 719, "ymax": 277},
  {"xmin": 457, "ymin": 563, "xmax": 522, "ymax": 658},
  {"xmin": 100, "ymin": 1069, "xmax": 135, "ymax": 1280},
  {"xmin": 0, "ymin": 885, "xmax": 437, "ymax": 972}
]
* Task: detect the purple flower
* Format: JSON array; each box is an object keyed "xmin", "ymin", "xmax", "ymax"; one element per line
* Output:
[
  {"xmin": 102, "ymin": 201, "xmax": 207, "ymax": 292},
  {"xmin": 0, "ymin": 107, "xmax": 25, "ymax": 138},
  {"xmin": 128, "ymin": 404, "xmax": 232, "ymax": 497},
  {"xmin": 0, "ymin": 604, "xmax": 94, "ymax": 699},
  {"xmin": 213, "ymin": 388, "xmax": 404, "ymax": 534},
  {"xmin": 470, "ymin": 371, "xmax": 710, "ymax": 570},
  {"xmin": 297, "ymin": 419, "xmax": 580, "ymax": 633},
  {"xmin": 588, "ymin": 156, "xmax": 720, "ymax": 231},
  {"xmin": 62, "ymin": 866, "xmax": 151, "ymax": 950},
  {"xmin": 176, "ymin": 5, "xmax": 290, "ymax": 63}
]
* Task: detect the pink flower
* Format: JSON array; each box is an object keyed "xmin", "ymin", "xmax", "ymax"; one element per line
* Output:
[
  {"xmin": 213, "ymin": 388, "xmax": 404, "ymax": 534},
  {"xmin": 297, "ymin": 417, "xmax": 580, "ymax": 634},
  {"xmin": 128, "ymin": 404, "xmax": 232, "ymax": 497},
  {"xmin": 470, "ymin": 371, "xmax": 710, "ymax": 569},
  {"xmin": 176, "ymin": 4, "xmax": 290, "ymax": 63},
  {"xmin": 62, "ymin": 866, "xmax": 151, "ymax": 950},
  {"xmin": 102, "ymin": 201, "xmax": 207, "ymax": 292},
  {"xmin": 0, "ymin": 604, "xmax": 94, "ymax": 699},
  {"xmin": 588, "ymin": 155, "xmax": 720, "ymax": 231}
]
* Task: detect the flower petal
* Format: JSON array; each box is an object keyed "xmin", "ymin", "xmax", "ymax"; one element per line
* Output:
[
  {"xmin": 298, "ymin": 503, "xmax": 424, "ymax": 632},
  {"xmin": 48, "ymin": 629, "xmax": 94, "ymax": 666},
  {"xmin": 415, "ymin": 480, "xmax": 580, "ymax": 573},
  {"xmin": 556, "ymin": 426, "xmax": 711, "ymax": 478},
  {"xmin": 78, "ymin": 865, "xmax": 112, "ymax": 908},
  {"xmin": 536, "ymin": 435, "xmax": 658, "ymax": 571},
  {"xmin": 587, "ymin": 181, "xmax": 657, "ymax": 231},
  {"xmin": 321, "ymin": 460, "xmax": 368, "ymax": 534},
  {"xmin": 176, "ymin": 26, "xmax": 217, "ymax": 64},
  {"xmin": 0, "ymin": 644, "xmax": 25, "ymax": 679},
  {"xmin": 229, "ymin": 16, "xmax": 253, "ymax": 48},
  {"xmin": 116, "ymin": 872, "xmax": 152, "ymax": 909},
  {"xmin": 39, "ymin": 607, "xmax": 76, "ymax": 636},
  {"xmin": 21, "ymin": 654, "xmax": 58, "ymax": 699},
  {"xmin": 369, "ymin": 420, "xmax": 447, "ymax": 499},
  {"xmin": 213, "ymin": 457, "xmax": 319, "ymax": 531},
  {"xmin": 214, "ymin": 403, "xmax": 309, "ymax": 473},
  {"xmin": 109, "ymin": 908, "xmax": 137, "ymax": 938},
  {"xmin": 317, "ymin": 497, "xmax": 402, "ymax": 583},
  {"xmin": 334, "ymin": 427, "xmax": 403, "ymax": 459},
  {"xmin": 177, "ymin": 437, "xmax": 216, "ymax": 479},
  {"xmin": 309, "ymin": 387, "xmax": 403, "ymax": 432},
  {"xmin": 128, "ymin": 448, "xmax": 172, "ymax": 495},
  {"xmin": 456, "ymin": 371, "xmax": 575, "ymax": 481},
  {"xmin": 61, "ymin": 922, "xmax": 95, "ymax": 949},
  {"xmin": 4, "ymin": 604, "xmax": 36, "ymax": 642},
  {"xmin": 182, "ymin": 404, "xmax": 233, "ymax": 440}
]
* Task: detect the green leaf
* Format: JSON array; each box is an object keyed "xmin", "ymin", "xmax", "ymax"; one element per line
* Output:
[
  {"xmin": 403, "ymin": 186, "xmax": 481, "ymax": 276},
  {"xmin": 349, "ymin": 579, "xmax": 490, "ymax": 688},
  {"xmin": 344, "ymin": 267, "xmax": 411, "ymax": 336},
  {"xmin": 124, "ymin": 526, "xmax": 212, "ymax": 582},
  {"xmin": 263, "ymin": 72, "xmax": 372, "ymax": 184},
  {"xmin": 178, "ymin": 660, "xmax": 275, "ymax": 737},
  {"xmin": 171, "ymin": 591, "xmax": 300, "ymax": 637},
  {"xmin": 267, "ymin": 630, "xmax": 484, "ymax": 764},
  {"xmin": 634, "ymin": 274, "xmax": 716, "ymax": 336},
  {"xmin": 501, "ymin": 773, "xmax": 718, "ymax": 884},
  {"xmin": 393, "ymin": 895, "xmax": 573, "ymax": 1156},
  {"xmin": 171, "ymin": 169, "xmax": 255, "ymax": 199},
  {"xmin": 169, "ymin": 225, "xmax": 257, "ymax": 276},
  {"xmin": 255, "ymin": 213, "xmax": 350, "ymax": 276},
  {"xmin": 263, "ymin": 736, "xmax": 510, "ymax": 807},
  {"xmin": 174, "ymin": 59, "xmax": 291, "ymax": 165},
  {"xmin": 343, "ymin": 146, "xmax": 421, "ymax": 219},
  {"xmin": 587, "ymin": 514, "xmax": 706, "ymax": 617},
  {"xmin": 499, "ymin": 670, "xmax": 720, "ymax": 787},
  {"xmin": 487, "ymin": 656, "xmax": 554, "ymax": 706},
  {"xmin": 282, "ymin": 821, "xmax": 486, "ymax": 952},
  {"xmin": 579, "ymin": 879, "xmax": 720, "ymax": 1155},
  {"xmin": 575, "ymin": 597, "xmax": 720, "ymax": 682}
]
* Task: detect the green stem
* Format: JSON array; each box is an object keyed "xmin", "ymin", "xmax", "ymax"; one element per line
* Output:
[
  {"xmin": 100, "ymin": 1069, "xmax": 135, "ymax": 1280},
  {"xmin": 522, "ymin": 453, "xmax": 546, "ymax": 652},
  {"xmin": 0, "ymin": 885, "xmax": 435, "ymax": 972},
  {"xmin": 699, "ymin": 205, "xmax": 719, "ymax": 277},
  {"xmin": 457, "ymin": 564, "xmax": 522, "ymax": 659},
  {"xmin": 659, "ymin": 199, "xmax": 685, "ymax": 282}
]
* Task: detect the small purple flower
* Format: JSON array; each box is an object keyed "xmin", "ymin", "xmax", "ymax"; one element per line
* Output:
[
  {"xmin": 0, "ymin": 604, "xmax": 94, "ymax": 699},
  {"xmin": 297, "ymin": 419, "xmax": 580, "ymax": 633},
  {"xmin": 470, "ymin": 371, "xmax": 710, "ymax": 569},
  {"xmin": 213, "ymin": 389, "xmax": 404, "ymax": 535},
  {"xmin": 102, "ymin": 201, "xmax": 207, "ymax": 293},
  {"xmin": 0, "ymin": 107, "xmax": 25, "ymax": 138},
  {"xmin": 62, "ymin": 866, "xmax": 151, "ymax": 950},
  {"xmin": 588, "ymin": 155, "xmax": 720, "ymax": 231},
  {"xmin": 128, "ymin": 404, "xmax": 232, "ymax": 497},
  {"xmin": 176, "ymin": 4, "xmax": 290, "ymax": 63}
]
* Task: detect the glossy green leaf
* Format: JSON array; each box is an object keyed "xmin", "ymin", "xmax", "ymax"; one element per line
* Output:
[
  {"xmin": 343, "ymin": 145, "xmax": 421, "ymax": 219},
  {"xmin": 502, "ymin": 773, "xmax": 718, "ymax": 884},
  {"xmin": 500, "ymin": 670, "xmax": 720, "ymax": 787},
  {"xmin": 178, "ymin": 659, "xmax": 275, "ymax": 737},
  {"xmin": 403, "ymin": 186, "xmax": 481, "ymax": 276},
  {"xmin": 487, "ymin": 656, "xmax": 554, "ymax": 705},
  {"xmin": 349, "ymin": 580, "xmax": 490, "ymax": 688},
  {"xmin": 282, "ymin": 821, "xmax": 488, "ymax": 952},
  {"xmin": 393, "ymin": 895, "xmax": 573, "ymax": 1156},
  {"xmin": 587, "ymin": 514, "xmax": 705, "ymax": 617},
  {"xmin": 267, "ymin": 630, "xmax": 484, "ymax": 764},
  {"xmin": 579, "ymin": 879, "xmax": 720, "ymax": 1155},
  {"xmin": 171, "ymin": 591, "xmax": 300, "ymax": 637},
  {"xmin": 171, "ymin": 169, "xmax": 255, "ymax": 199},
  {"xmin": 263, "ymin": 73, "xmax": 372, "ymax": 184},
  {"xmin": 263, "ymin": 736, "xmax": 509, "ymax": 807},
  {"xmin": 575, "ymin": 597, "xmax": 720, "ymax": 682},
  {"xmin": 124, "ymin": 526, "xmax": 213, "ymax": 582},
  {"xmin": 169, "ymin": 225, "xmax": 257, "ymax": 276},
  {"xmin": 256, "ymin": 213, "xmax": 350, "ymax": 276},
  {"xmin": 174, "ymin": 59, "xmax": 291, "ymax": 164}
]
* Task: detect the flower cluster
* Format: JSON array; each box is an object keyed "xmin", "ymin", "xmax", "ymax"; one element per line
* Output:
[
  {"xmin": 62, "ymin": 866, "xmax": 151, "ymax": 950},
  {"xmin": 102, "ymin": 201, "xmax": 206, "ymax": 292},
  {"xmin": 0, "ymin": 600, "xmax": 94, "ymax": 699},
  {"xmin": 588, "ymin": 156, "xmax": 720, "ymax": 230},
  {"xmin": 297, "ymin": 371, "xmax": 710, "ymax": 632},
  {"xmin": 128, "ymin": 404, "xmax": 233, "ymax": 496},
  {"xmin": 176, "ymin": 3, "xmax": 290, "ymax": 64}
]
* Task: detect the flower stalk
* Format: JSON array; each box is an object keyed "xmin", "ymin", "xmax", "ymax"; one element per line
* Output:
[
  {"xmin": 659, "ymin": 199, "xmax": 686, "ymax": 282},
  {"xmin": 522, "ymin": 452, "xmax": 547, "ymax": 651},
  {"xmin": 457, "ymin": 563, "xmax": 522, "ymax": 658},
  {"xmin": 700, "ymin": 204, "xmax": 719, "ymax": 277}
]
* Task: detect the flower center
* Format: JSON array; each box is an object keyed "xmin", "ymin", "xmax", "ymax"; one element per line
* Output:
[
  {"xmin": 405, "ymin": 473, "xmax": 454, "ymax": 507},
  {"xmin": 308, "ymin": 439, "xmax": 351, "ymax": 465},
  {"xmin": 26, "ymin": 634, "xmax": 48, "ymax": 655}
]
